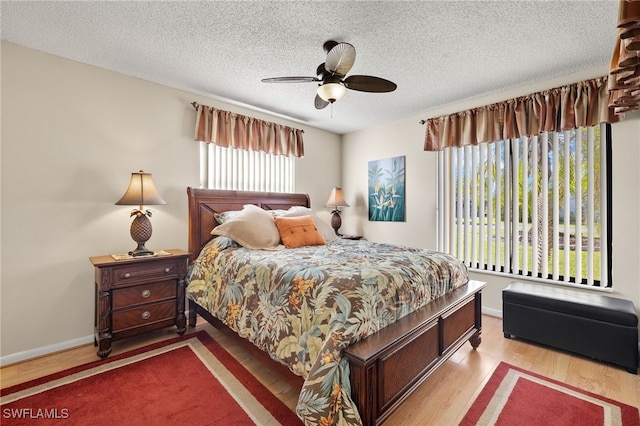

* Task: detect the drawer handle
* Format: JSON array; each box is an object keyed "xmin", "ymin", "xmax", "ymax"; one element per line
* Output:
[
  {"xmin": 141, "ymin": 289, "xmax": 151, "ymax": 298},
  {"xmin": 141, "ymin": 311, "xmax": 151, "ymax": 320},
  {"xmin": 124, "ymin": 273, "xmax": 131, "ymax": 279},
  {"xmin": 164, "ymin": 267, "xmax": 171, "ymax": 273}
]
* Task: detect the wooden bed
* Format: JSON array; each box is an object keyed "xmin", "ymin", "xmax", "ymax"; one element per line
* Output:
[{"xmin": 186, "ymin": 187, "xmax": 485, "ymax": 426}]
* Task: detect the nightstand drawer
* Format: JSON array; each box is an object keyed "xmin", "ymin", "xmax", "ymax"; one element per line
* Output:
[
  {"xmin": 112, "ymin": 300, "xmax": 176, "ymax": 332},
  {"xmin": 112, "ymin": 258, "xmax": 181, "ymax": 286},
  {"xmin": 112, "ymin": 280, "xmax": 176, "ymax": 309}
]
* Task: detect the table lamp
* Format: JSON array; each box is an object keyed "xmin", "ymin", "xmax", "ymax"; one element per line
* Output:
[
  {"xmin": 115, "ymin": 170, "xmax": 167, "ymax": 256},
  {"xmin": 325, "ymin": 187, "xmax": 350, "ymax": 236}
]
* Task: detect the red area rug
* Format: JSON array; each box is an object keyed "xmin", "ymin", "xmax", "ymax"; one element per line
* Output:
[
  {"xmin": 1, "ymin": 331, "xmax": 301, "ymax": 425},
  {"xmin": 460, "ymin": 362, "xmax": 639, "ymax": 426}
]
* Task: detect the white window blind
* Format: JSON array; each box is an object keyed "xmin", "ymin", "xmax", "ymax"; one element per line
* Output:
[
  {"xmin": 199, "ymin": 142, "xmax": 295, "ymax": 192},
  {"xmin": 437, "ymin": 123, "xmax": 611, "ymax": 288}
]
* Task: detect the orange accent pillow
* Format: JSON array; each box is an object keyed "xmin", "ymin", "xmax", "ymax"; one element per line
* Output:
[{"xmin": 275, "ymin": 215, "xmax": 326, "ymax": 248}]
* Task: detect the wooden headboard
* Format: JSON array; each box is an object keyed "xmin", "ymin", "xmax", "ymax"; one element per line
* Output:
[{"xmin": 186, "ymin": 187, "xmax": 311, "ymax": 258}]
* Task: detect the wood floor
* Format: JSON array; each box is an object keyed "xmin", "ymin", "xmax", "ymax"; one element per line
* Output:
[{"xmin": 2, "ymin": 315, "xmax": 639, "ymax": 424}]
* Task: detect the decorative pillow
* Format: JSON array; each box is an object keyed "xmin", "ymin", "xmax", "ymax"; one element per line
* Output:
[
  {"xmin": 282, "ymin": 206, "xmax": 338, "ymax": 242},
  {"xmin": 211, "ymin": 204, "xmax": 280, "ymax": 249},
  {"xmin": 274, "ymin": 215, "xmax": 326, "ymax": 248},
  {"xmin": 213, "ymin": 209, "xmax": 242, "ymax": 225}
]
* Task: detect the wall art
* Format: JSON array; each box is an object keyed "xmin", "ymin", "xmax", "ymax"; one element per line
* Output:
[{"xmin": 368, "ymin": 155, "xmax": 405, "ymax": 222}]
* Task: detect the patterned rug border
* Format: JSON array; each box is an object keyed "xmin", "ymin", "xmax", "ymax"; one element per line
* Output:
[{"xmin": 460, "ymin": 361, "xmax": 640, "ymax": 426}]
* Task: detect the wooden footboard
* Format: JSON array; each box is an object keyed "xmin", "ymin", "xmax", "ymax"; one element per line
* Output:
[
  {"xmin": 344, "ymin": 280, "xmax": 485, "ymax": 426},
  {"xmin": 188, "ymin": 280, "xmax": 485, "ymax": 426}
]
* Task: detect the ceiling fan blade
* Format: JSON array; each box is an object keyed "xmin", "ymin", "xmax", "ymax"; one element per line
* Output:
[
  {"xmin": 314, "ymin": 94, "xmax": 329, "ymax": 109},
  {"xmin": 325, "ymin": 42, "xmax": 356, "ymax": 76},
  {"xmin": 322, "ymin": 40, "xmax": 339, "ymax": 53},
  {"xmin": 261, "ymin": 76, "xmax": 319, "ymax": 83},
  {"xmin": 343, "ymin": 75, "xmax": 397, "ymax": 93}
]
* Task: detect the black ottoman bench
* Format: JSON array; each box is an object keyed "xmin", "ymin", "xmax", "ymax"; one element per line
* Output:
[{"xmin": 503, "ymin": 282, "xmax": 639, "ymax": 374}]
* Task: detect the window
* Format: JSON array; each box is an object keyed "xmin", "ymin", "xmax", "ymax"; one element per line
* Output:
[
  {"xmin": 199, "ymin": 142, "xmax": 295, "ymax": 192},
  {"xmin": 437, "ymin": 123, "xmax": 612, "ymax": 288}
]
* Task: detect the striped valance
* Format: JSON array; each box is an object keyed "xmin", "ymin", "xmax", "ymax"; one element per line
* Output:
[
  {"xmin": 194, "ymin": 103, "xmax": 304, "ymax": 158},
  {"xmin": 423, "ymin": 77, "xmax": 619, "ymax": 151},
  {"xmin": 609, "ymin": 0, "xmax": 640, "ymax": 114}
]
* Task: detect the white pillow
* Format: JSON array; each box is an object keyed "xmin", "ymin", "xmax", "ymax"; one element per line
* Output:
[
  {"xmin": 211, "ymin": 204, "xmax": 281, "ymax": 249},
  {"xmin": 269, "ymin": 209, "xmax": 289, "ymax": 217},
  {"xmin": 282, "ymin": 206, "xmax": 338, "ymax": 242}
]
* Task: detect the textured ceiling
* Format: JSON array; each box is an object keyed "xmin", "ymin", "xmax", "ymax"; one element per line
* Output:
[{"xmin": 0, "ymin": 1, "xmax": 619, "ymax": 135}]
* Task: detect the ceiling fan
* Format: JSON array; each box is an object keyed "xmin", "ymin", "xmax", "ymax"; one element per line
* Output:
[{"xmin": 261, "ymin": 40, "xmax": 397, "ymax": 110}]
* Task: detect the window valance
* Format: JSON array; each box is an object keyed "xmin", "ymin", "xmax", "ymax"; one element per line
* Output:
[
  {"xmin": 423, "ymin": 76, "xmax": 619, "ymax": 151},
  {"xmin": 194, "ymin": 103, "xmax": 304, "ymax": 158},
  {"xmin": 609, "ymin": 0, "xmax": 640, "ymax": 114}
]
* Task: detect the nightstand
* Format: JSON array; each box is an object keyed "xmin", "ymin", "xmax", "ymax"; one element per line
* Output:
[{"xmin": 90, "ymin": 249, "xmax": 190, "ymax": 358}]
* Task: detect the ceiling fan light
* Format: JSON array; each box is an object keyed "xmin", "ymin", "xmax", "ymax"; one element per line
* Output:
[{"xmin": 317, "ymin": 83, "xmax": 346, "ymax": 103}]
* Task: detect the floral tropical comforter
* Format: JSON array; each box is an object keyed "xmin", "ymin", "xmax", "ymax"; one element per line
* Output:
[{"xmin": 185, "ymin": 236, "xmax": 469, "ymax": 426}]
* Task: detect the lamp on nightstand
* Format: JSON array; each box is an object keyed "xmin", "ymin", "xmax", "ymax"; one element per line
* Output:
[
  {"xmin": 115, "ymin": 170, "xmax": 167, "ymax": 257},
  {"xmin": 325, "ymin": 187, "xmax": 350, "ymax": 236}
]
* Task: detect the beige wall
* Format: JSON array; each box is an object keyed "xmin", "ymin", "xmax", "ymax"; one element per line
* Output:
[
  {"xmin": 341, "ymin": 67, "xmax": 640, "ymax": 318},
  {"xmin": 0, "ymin": 42, "xmax": 341, "ymax": 363}
]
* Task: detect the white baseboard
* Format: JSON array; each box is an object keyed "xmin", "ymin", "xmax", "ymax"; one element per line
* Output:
[
  {"xmin": 0, "ymin": 335, "xmax": 94, "ymax": 367},
  {"xmin": 1, "ymin": 308, "xmax": 195, "ymax": 367},
  {"xmin": 482, "ymin": 306, "xmax": 503, "ymax": 318}
]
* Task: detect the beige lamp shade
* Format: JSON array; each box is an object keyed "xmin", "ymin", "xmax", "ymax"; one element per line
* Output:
[
  {"xmin": 325, "ymin": 187, "xmax": 350, "ymax": 209},
  {"xmin": 116, "ymin": 170, "xmax": 167, "ymax": 210}
]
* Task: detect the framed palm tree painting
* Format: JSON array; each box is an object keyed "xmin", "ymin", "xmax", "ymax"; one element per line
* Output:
[{"xmin": 368, "ymin": 155, "xmax": 405, "ymax": 221}]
